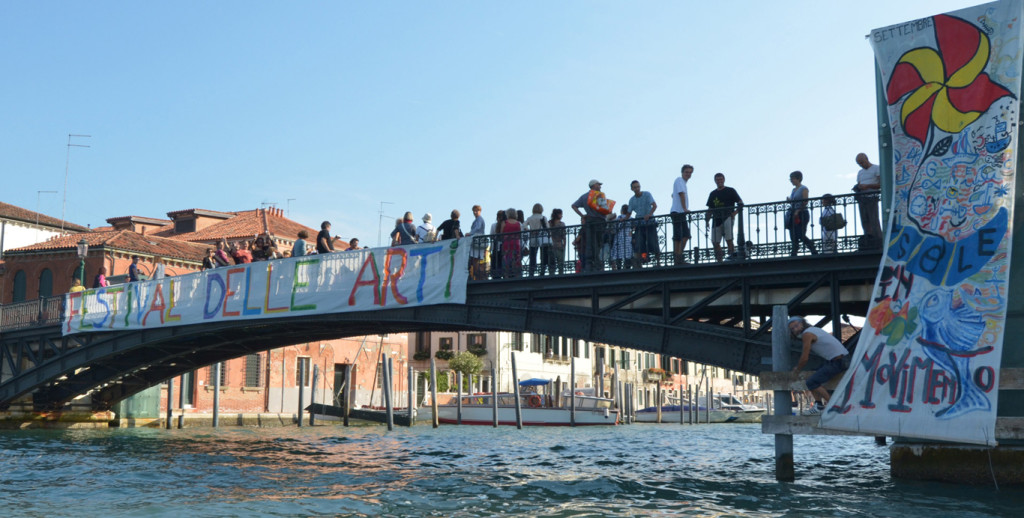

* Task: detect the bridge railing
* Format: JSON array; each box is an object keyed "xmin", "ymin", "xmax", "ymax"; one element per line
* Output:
[
  {"xmin": 469, "ymin": 190, "xmax": 877, "ymax": 280},
  {"xmin": 0, "ymin": 296, "xmax": 64, "ymax": 333}
]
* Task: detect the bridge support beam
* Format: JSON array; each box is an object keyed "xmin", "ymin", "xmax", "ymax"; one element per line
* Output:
[{"xmin": 771, "ymin": 305, "xmax": 795, "ymax": 482}]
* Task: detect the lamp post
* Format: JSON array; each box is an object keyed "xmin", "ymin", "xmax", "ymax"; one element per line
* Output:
[{"xmin": 76, "ymin": 237, "xmax": 89, "ymax": 285}]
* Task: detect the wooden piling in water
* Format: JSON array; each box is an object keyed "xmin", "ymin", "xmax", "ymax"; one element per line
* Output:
[
  {"xmin": 310, "ymin": 364, "xmax": 319, "ymax": 426},
  {"xmin": 166, "ymin": 377, "xmax": 173, "ymax": 430},
  {"xmin": 656, "ymin": 381, "xmax": 662, "ymax": 424},
  {"xmin": 177, "ymin": 375, "xmax": 185, "ymax": 429},
  {"xmin": 511, "ymin": 352, "xmax": 523, "ymax": 429},
  {"xmin": 430, "ymin": 358, "xmax": 439, "ymax": 428},
  {"xmin": 491, "ymin": 365, "xmax": 498, "ymax": 428},
  {"xmin": 456, "ymin": 370, "xmax": 463, "ymax": 425},
  {"xmin": 384, "ymin": 358, "xmax": 394, "ymax": 431},
  {"xmin": 771, "ymin": 305, "xmax": 795, "ymax": 482},
  {"xmin": 570, "ymin": 357, "xmax": 576, "ymax": 427},
  {"xmin": 408, "ymin": 365, "xmax": 415, "ymax": 427},
  {"xmin": 343, "ymin": 364, "xmax": 352, "ymax": 427},
  {"xmin": 212, "ymin": 362, "xmax": 221, "ymax": 428}
]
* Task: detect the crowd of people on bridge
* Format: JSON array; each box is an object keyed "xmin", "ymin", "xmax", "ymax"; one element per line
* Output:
[
  {"xmin": 370, "ymin": 152, "xmax": 880, "ymax": 279},
  {"xmin": 73, "ymin": 152, "xmax": 881, "ymax": 287}
]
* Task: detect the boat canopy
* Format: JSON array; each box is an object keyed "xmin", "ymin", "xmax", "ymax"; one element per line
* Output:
[{"xmin": 518, "ymin": 378, "xmax": 551, "ymax": 386}]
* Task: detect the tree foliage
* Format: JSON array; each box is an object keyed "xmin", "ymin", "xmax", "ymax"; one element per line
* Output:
[{"xmin": 447, "ymin": 351, "xmax": 483, "ymax": 376}]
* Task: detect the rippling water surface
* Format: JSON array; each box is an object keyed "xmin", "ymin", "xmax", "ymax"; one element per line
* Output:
[{"xmin": 1, "ymin": 423, "xmax": 1021, "ymax": 517}]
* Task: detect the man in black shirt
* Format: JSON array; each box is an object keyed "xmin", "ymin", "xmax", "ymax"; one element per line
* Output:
[
  {"xmin": 436, "ymin": 210, "xmax": 463, "ymax": 240},
  {"xmin": 317, "ymin": 221, "xmax": 335, "ymax": 254},
  {"xmin": 705, "ymin": 173, "xmax": 743, "ymax": 262}
]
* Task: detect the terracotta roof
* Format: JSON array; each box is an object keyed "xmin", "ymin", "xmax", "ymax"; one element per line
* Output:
[
  {"xmin": 0, "ymin": 201, "xmax": 90, "ymax": 232},
  {"xmin": 165, "ymin": 208, "xmax": 235, "ymax": 219},
  {"xmin": 170, "ymin": 207, "xmax": 329, "ymax": 245},
  {"xmin": 106, "ymin": 215, "xmax": 173, "ymax": 226},
  {"xmin": 5, "ymin": 230, "xmax": 209, "ymax": 263}
]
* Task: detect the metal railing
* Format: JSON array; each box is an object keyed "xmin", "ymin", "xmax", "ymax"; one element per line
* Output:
[
  {"xmin": 0, "ymin": 296, "xmax": 64, "ymax": 332},
  {"xmin": 468, "ymin": 191, "xmax": 878, "ymax": 280},
  {"xmin": 0, "ymin": 191, "xmax": 879, "ymax": 331}
]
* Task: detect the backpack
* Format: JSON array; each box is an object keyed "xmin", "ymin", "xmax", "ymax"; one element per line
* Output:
[
  {"xmin": 419, "ymin": 225, "xmax": 437, "ymax": 242},
  {"xmin": 820, "ymin": 212, "xmax": 846, "ymax": 231}
]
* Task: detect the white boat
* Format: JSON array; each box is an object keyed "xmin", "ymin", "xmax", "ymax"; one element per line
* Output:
[
  {"xmin": 420, "ymin": 379, "xmax": 618, "ymax": 426},
  {"xmin": 712, "ymin": 394, "xmax": 766, "ymax": 423},
  {"xmin": 635, "ymin": 394, "xmax": 765, "ymax": 423}
]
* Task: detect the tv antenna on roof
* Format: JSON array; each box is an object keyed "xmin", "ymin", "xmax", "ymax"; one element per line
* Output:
[
  {"xmin": 61, "ymin": 134, "xmax": 90, "ymax": 234},
  {"xmin": 377, "ymin": 201, "xmax": 394, "ymax": 247},
  {"xmin": 286, "ymin": 198, "xmax": 296, "ymax": 218}
]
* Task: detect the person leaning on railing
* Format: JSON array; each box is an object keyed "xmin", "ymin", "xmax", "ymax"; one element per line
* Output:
[{"xmin": 854, "ymin": 153, "xmax": 883, "ymax": 248}]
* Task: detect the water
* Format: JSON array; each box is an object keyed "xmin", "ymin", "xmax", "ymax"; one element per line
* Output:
[{"xmin": 1, "ymin": 423, "xmax": 1020, "ymax": 517}]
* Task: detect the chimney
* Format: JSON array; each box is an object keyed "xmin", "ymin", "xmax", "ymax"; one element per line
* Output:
[{"xmin": 141, "ymin": 226, "xmax": 146, "ymax": 236}]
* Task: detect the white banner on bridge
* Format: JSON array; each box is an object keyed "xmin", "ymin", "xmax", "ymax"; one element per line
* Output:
[
  {"xmin": 63, "ymin": 238, "xmax": 471, "ymax": 336},
  {"xmin": 820, "ymin": 1, "xmax": 1022, "ymax": 445}
]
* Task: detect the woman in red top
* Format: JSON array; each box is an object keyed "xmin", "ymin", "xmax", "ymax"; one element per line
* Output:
[{"xmin": 501, "ymin": 208, "xmax": 522, "ymax": 278}]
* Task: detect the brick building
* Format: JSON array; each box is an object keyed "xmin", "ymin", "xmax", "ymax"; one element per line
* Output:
[{"xmin": 1, "ymin": 203, "xmax": 401, "ymax": 422}]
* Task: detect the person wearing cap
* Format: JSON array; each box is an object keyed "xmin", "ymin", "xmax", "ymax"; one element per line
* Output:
[
  {"xmin": 670, "ymin": 165, "xmax": 693, "ymax": 265},
  {"xmin": 788, "ymin": 316, "xmax": 850, "ymax": 416},
  {"xmin": 572, "ymin": 179, "xmax": 608, "ymax": 272},
  {"xmin": 417, "ymin": 213, "xmax": 437, "ymax": 243}
]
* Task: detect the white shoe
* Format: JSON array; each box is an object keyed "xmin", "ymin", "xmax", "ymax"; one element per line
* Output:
[{"xmin": 802, "ymin": 404, "xmax": 824, "ymax": 416}]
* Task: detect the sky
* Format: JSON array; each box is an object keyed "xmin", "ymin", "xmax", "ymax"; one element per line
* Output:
[{"xmin": 1, "ymin": 0, "xmax": 982, "ymax": 246}]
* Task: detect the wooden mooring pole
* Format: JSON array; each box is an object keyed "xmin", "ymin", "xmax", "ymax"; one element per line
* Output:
[
  {"xmin": 166, "ymin": 377, "xmax": 173, "ymax": 430},
  {"xmin": 430, "ymin": 358, "xmax": 439, "ymax": 428},
  {"xmin": 456, "ymin": 371, "xmax": 463, "ymax": 425},
  {"xmin": 310, "ymin": 364, "xmax": 319, "ymax": 426},
  {"xmin": 408, "ymin": 365, "xmax": 415, "ymax": 427},
  {"xmin": 570, "ymin": 357, "xmax": 576, "ymax": 427},
  {"xmin": 490, "ymin": 365, "xmax": 498, "ymax": 428},
  {"xmin": 343, "ymin": 364, "xmax": 352, "ymax": 427},
  {"xmin": 212, "ymin": 362, "xmax": 220, "ymax": 428},
  {"xmin": 384, "ymin": 358, "xmax": 394, "ymax": 431},
  {"xmin": 511, "ymin": 352, "xmax": 523, "ymax": 429},
  {"xmin": 772, "ymin": 305, "xmax": 795, "ymax": 482}
]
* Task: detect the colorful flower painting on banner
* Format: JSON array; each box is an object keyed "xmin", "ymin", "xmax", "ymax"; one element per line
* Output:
[{"xmin": 820, "ymin": 1, "xmax": 1022, "ymax": 445}]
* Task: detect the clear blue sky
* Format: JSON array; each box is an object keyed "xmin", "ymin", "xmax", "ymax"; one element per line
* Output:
[{"xmin": 1, "ymin": 1, "xmax": 978, "ymax": 246}]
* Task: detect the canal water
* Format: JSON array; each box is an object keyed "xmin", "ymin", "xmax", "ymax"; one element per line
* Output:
[{"xmin": 1, "ymin": 423, "xmax": 1020, "ymax": 516}]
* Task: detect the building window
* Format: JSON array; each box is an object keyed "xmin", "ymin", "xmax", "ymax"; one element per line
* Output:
[
  {"xmin": 439, "ymin": 337, "xmax": 453, "ymax": 351},
  {"xmin": 509, "ymin": 332, "xmax": 524, "ymax": 352},
  {"xmin": 530, "ymin": 334, "xmax": 542, "ymax": 354},
  {"xmin": 415, "ymin": 332, "xmax": 430, "ymax": 353},
  {"xmin": 621, "ymin": 350, "xmax": 630, "ymax": 370},
  {"xmin": 296, "ymin": 357, "xmax": 310, "ymax": 386},
  {"xmin": 468, "ymin": 333, "xmax": 486, "ymax": 355},
  {"xmin": 12, "ymin": 270, "xmax": 27, "ymax": 302},
  {"xmin": 583, "ymin": 341, "xmax": 589, "ymax": 359},
  {"xmin": 244, "ymin": 354, "xmax": 261, "ymax": 387},
  {"xmin": 174, "ymin": 219, "xmax": 196, "ymax": 233},
  {"xmin": 38, "ymin": 269, "xmax": 53, "ymax": 298},
  {"xmin": 207, "ymin": 362, "xmax": 227, "ymax": 386}
]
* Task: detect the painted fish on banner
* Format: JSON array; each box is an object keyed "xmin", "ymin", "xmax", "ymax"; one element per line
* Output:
[
  {"xmin": 63, "ymin": 238, "xmax": 471, "ymax": 336},
  {"xmin": 820, "ymin": 1, "xmax": 1023, "ymax": 445}
]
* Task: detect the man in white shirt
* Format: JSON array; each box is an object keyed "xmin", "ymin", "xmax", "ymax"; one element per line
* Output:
[
  {"xmin": 789, "ymin": 316, "xmax": 850, "ymax": 416},
  {"xmin": 670, "ymin": 165, "xmax": 693, "ymax": 264},
  {"xmin": 855, "ymin": 153, "xmax": 883, "ymax": 246}
]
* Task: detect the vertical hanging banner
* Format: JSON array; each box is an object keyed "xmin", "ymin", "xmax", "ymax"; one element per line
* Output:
[
  {"xmin": 821, "ymin": 1, "xmax": 1023, "ymax": 445},
  {"xmin": 63, "ymin": 238, "xmax": 470, "ymax": 336}
]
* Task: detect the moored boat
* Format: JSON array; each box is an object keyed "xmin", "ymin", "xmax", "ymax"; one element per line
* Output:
[{"xmin": 420, "ymin": 379, "xmax": 618, "ymax": 426}]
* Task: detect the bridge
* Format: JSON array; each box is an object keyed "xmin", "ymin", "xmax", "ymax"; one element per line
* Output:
[{"xmin": 0, "ymin": 192, "xmax": 883, "ymax": 411}]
